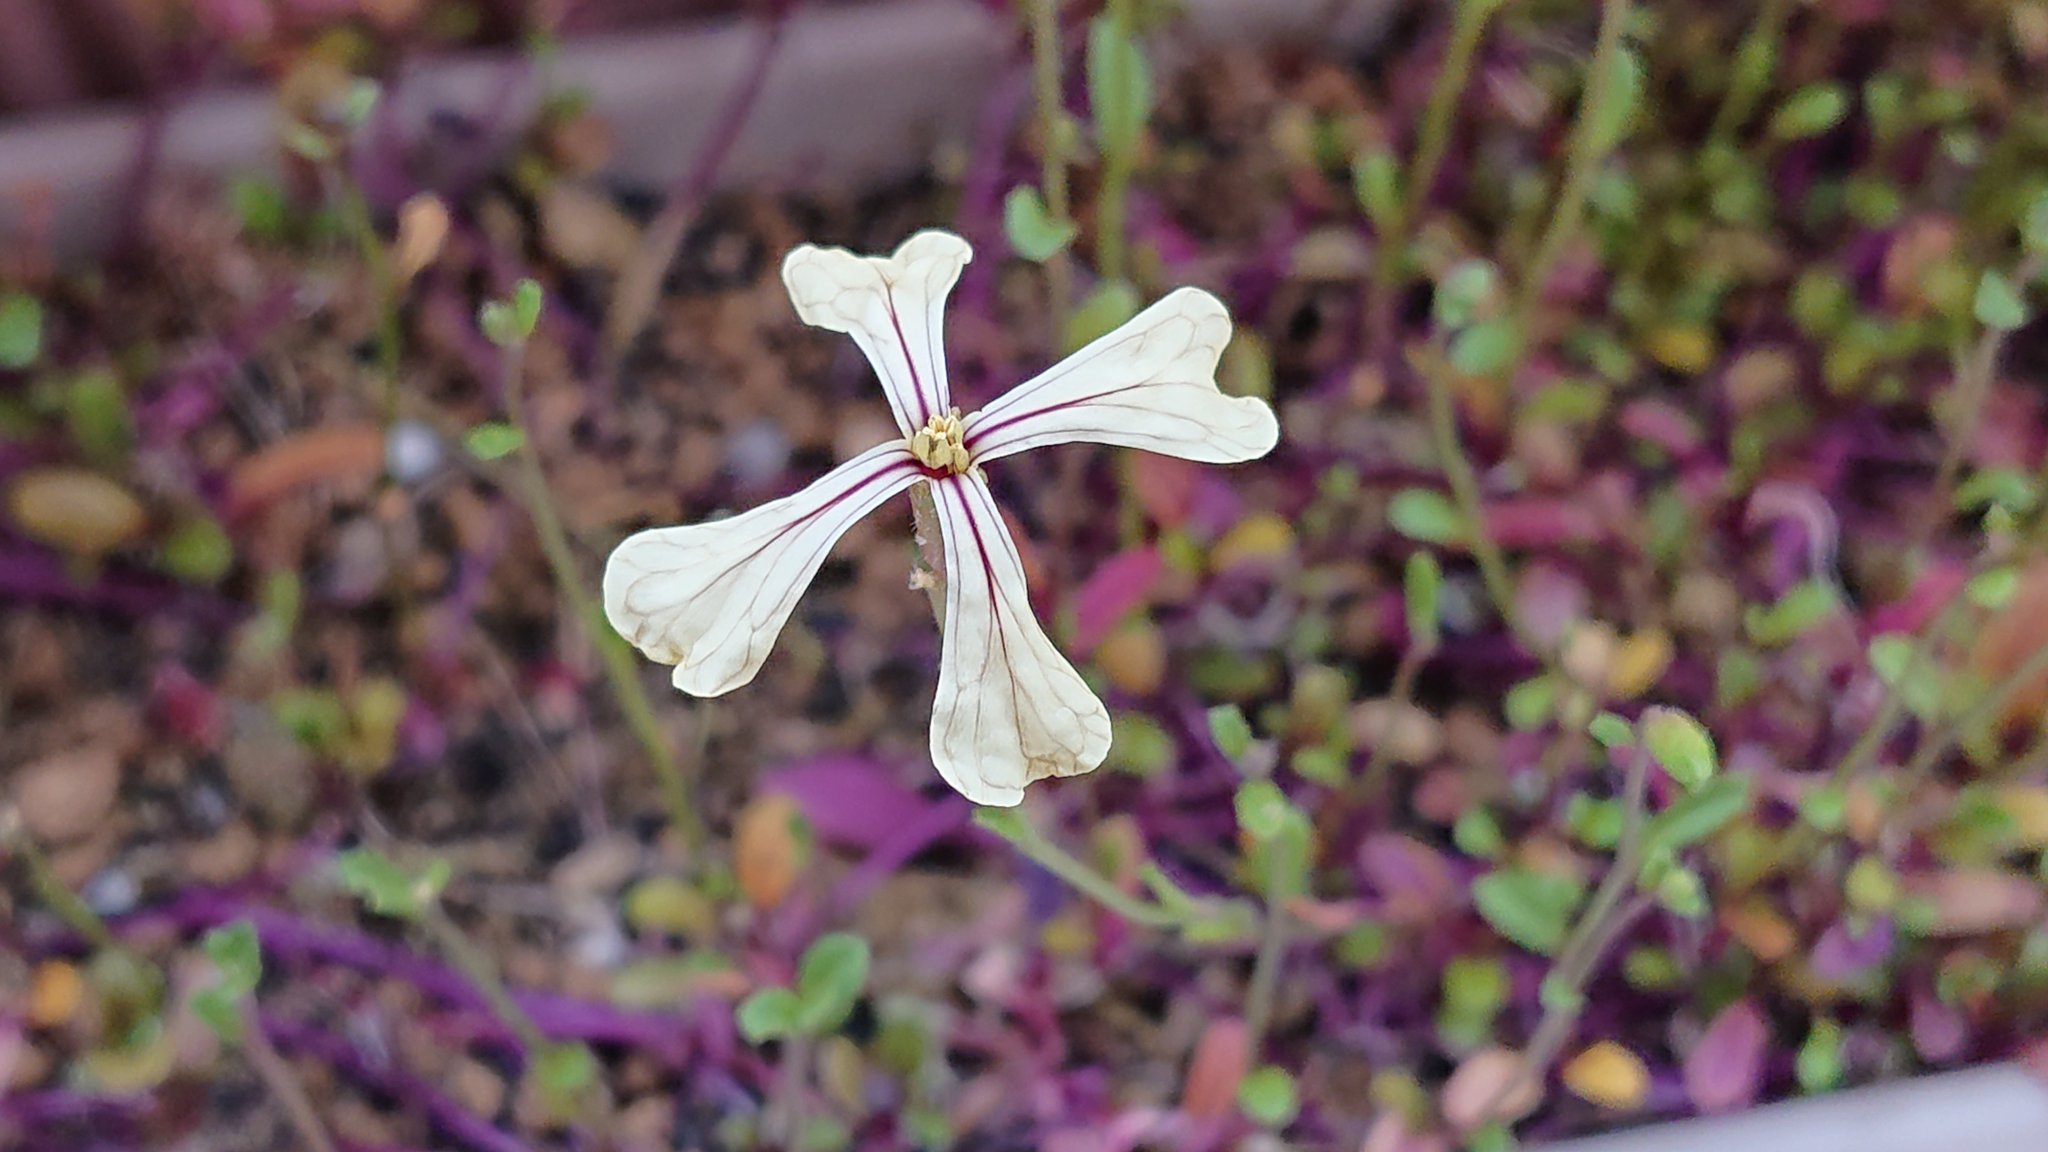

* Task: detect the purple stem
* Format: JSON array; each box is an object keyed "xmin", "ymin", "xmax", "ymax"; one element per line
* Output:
[{"xmin": 261, "ymin": 1013, "xmax": 535, "ymax": 1152}]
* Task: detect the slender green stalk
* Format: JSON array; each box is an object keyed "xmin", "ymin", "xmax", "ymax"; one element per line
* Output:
[
  {"xmin": 10, "ymin": 829, "xmax": 116, "ymax": 951},
  {"xmin": 499, "ymin": 341, "xmax": 704, "ymax": 851},
  {"xmin": 979, "ymin": 811, "xmax": 1180, "ymax": 929},
  {"xmin": 1240, "ymin": 881, "xmax": 1291, "ymax": 1054},
  {"xmin": 1932, "ymin": 255, "xmax": 2046, "ymax": 532},
  {"xmin": 1028, "ymin": 0, "xmax": 1076, "ymax": 323},
  {"xmin": 1484, "ymin": 748, "xmax": 1654, "ymax": 1122},
  {"xmin": 1829, "ymin": 591, "xmax": 1974, "ymax": 784},
  {"xmin": 1706, "ymin": 0, "xmax": 1790, "ymax": 147},
  {"xmin": 1372, "ymin": 0, "xmax": 1500, "ymax": 307},
  {"xmin": 423, "ymin": 908, "xmax": 549, "ymax": 1053},
  {"xmin": 1420, "ymin": 351, "xmax": 1522, "ymax": 641},
  {"xmin": 1515, "ymin": 0, "xmax": 1633, "ymax": 323},
  {"xmin": 1900, "ymin": 640, "xmax": 2048, "ymax": 784}
]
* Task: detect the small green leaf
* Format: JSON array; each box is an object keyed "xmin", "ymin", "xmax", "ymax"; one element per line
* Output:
[
  {"xmin": 1086, "ymin": 16, "xmax": 1152, "ymax": 161},
  {"xmin": 1795, "ymin": 1018, "xmax": 1844, "ymax": 1093},
  {"xmin": 229, "ymin": 178, "xmax": 292, "ymax": 243},
  {"xmin": 1388, "ymin": 488, "xmax": 1467, "ymax": 544},
  {"xmin": 1235, "ymin": 779, "xmax": 1293, "ymax": 842},
  {"xmin": 335, "ymin": 848, "xmax": 449, "ymax": 920},
  {"xmin": 0, "ymin": 292, "xmax": 43, "ymax": 370},
  {"xmin": 532, "ymin": 1041, "xmax": 596, "ymax": 1104},
  {"xmin": 1743, "ymin": 579, "xmax": 1838, "ymax": 647},
  {"xmin": 1504, "ymin": 674, "xmax": 1557, "ymax": 731},
  {"xmin": 1472, "ymin": 867, "xmax": 1586, "ymax": 955},
  {"xmin": 1975, "ymin": 270, "xmax": 2028, "ymax": 332},
  {"xmin": 203, "ymin": 921, "xmax": 263, "ymax": 991},
  {"xmin": 1453, "ymin": 808, "xmax": 1506, "ymax": 860},
  {"xmin": 1800, "ymin": 785, "xmax": 1846, "ymax": 833},
  {"xmin": 1954, "ymin": 468, "xmax": 2036, "ymax": 515},
  {"xmin": 513, "ymin": 279, "xmax": 544, "ymax": 335},
  {"xmin": 1062, "ymin": 280, "xmax": 1141, "ymax": 353},
  {"xmin": 1434, "ymin": 260, "xmax": 1498, "ymax": 330},
  {"xmin": 1643, "ymin": 774, "xmax": 1751, "ymax": 857},
  {"xmin": 1968, "ymin": 566, "xmax": 2020, "ymax": 610},
  {"xmin": 1351, "ymin": 149, "xmax": 1402, "ymax": 230},
  {"xmin": 1236, "ymin": 1065, "xmax": 1300, "ymax": 1129},
  {"xmin": 65, "ymin": 370, "xmax": 132, "ymax": 463},
  {"xmin": 737, "ymin": 987, "xmax": 803, "ymax": 1042},
  {"xmin": 1587, "ymin": 46, "xmax": 1644, "ymax": 152},
  {"xmin": 1404, "ymin": 552, "xmax": 1442, "ymax": 650},
  {"xmin": 1448, "ymin": 317, "xmax": 1520, "ymax": 376},
  {"xmin": 1769, "ymin": 83, "xmax": 1849, "ymax": 140},
  {"xmin": 793, "ymin": 933, "xmax": 870, "ymax": 1036},
  {"xmin": 1207, "ymin": 704, "xmax": 1254, "ymax": 761},
  {"xmin": 2025, "ymin": 190, "xmax": 2048, "ymax": 257},
  {"xmin": 342, "ymin": 80, "xmax": 382, "ymax": 127},
  {"xmin": 1565, "ymin": 792, "xmax": 1623, "ymax": 850},
  {"xmin": 1640, "ymin": 707, "xmax": 1717, "ymax": 791},
  {"xmin": 282, "ymin": 122, "xmax": 334, "ymax": 163},
  {"xmin": 464, "ymin": 422, "xmax": 527, "ymax": 461},
  {"xmin": 1588, "ymin": 711, "xmax": 1634, "ymax": 750},
  {"xmin": 1654, "ymin": 866, "xmax": 1708, "ymax": 917},
  {"xmin": 1002, "ymin": 186, "xmax": 1077, "ymax": 262},
  {"xmin": 157, "ymin": 514, "xmax": 233, "ymax": 585},
  {"xmin": 1289, "ymin": 744, "xmax": 1348, "ymax": 786}
]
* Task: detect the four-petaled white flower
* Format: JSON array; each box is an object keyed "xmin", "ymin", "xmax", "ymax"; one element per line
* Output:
[{"xmin": 602, "ymin": 229, "xmax": 1278, "ymax": 806}]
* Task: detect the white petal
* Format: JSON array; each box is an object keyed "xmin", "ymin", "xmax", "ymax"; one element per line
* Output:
[
  {"xmin": 927, "ymin": 472, "xmax": 1112, "ymax": 806},
  {"xmin": 602, "ymin": 442, "xmax": 922, "ymax": 696},
  {"xmin": 963, "ymin": 287, "xmax": 1278, "ymax": 465},
  {"xmin": 781, "ymin": 229, "xmax": 972, "ymax": 437}
]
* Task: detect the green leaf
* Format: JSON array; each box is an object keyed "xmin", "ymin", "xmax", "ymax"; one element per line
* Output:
[
  {"xmin": 1800, "ymin": 785, "xmax": 1846, "ymax": 833},
  {"xmin": 1504, "ymin": 674, "xmax": 1557, "ymax": 731},
  {"xmin": 1795, "ymin": 1018, "xmax": 1844, "ymax": 1093},
  {"xmin": 1954, "ymin": 468, "xmax": 2036, "ymax": 515},
  {"xmin": 1086, "ymin": 16, "xmax": 1152, "ymax": 161},
  {"xmin": 1002, "ymin": 186, "xmax": 1077, "ymax": 262},
  {"xmin": 1388, "ymin": 488, "xmax": 1467, "ymax": 544},
  {"xmin": 1234, "ymin": 779, "xmax": 1292, "ymax": 842},
  {"xmin": 1587, "ymin": 46, "xmax": 1644, "ymax": 152},
  {"xmin": 1434, "ymin": 260, "xmax": 1498, "ymax": 330},
  {"xmin": 191, "ymin": 986, "xmax": 243, "ymax": 1045},
  {"xmin": 1769, "ymin": 83, "xmax": 1849, "ymax": 140},
  {"xmin": 334, "ymin": 848, "xmax": 449, "ymax": 920},
  {"xmin": 2025, "ymin": 190, "xmax": 2048, "ymax": 257},
  {"xmin": 341, "ymin": 79, "xmax": 382, "ymax": 127},
  {"xmin": 1448, "ymin": 317, "xmax": 1520, "ymax": 376},
  {"xmin": 1403, "ymin": 552, "xmax": 1442, "ymax": 650},
  {"xmin": 160, "ymin": 515, "xmax": 236, "ymax": 585},
  {"xmin": 1975, "ymin": 269, "xmax": 2028, "ymax": 332},
  {"xmin": 203, "ymin": 921, "xmax": 263, "ymax": 991},
  {"xmin": 1654, "ymin": 866, "xmax": 1708, "ymax": 917},
  {"xmin": 64, "ymin": 369, "xmax": 132, "ymax": 464},
  {"xmin": 1565, "ymin": 792, "xmax": 1623, "ymax": 851},
  {"xmin": 1472, "ymin": 868, "xmax": 1586, "ymax": 955},
  {"xmin": 1236, "ymin": 1065, "xmax": 1300, "ymax": 1129},
  {"xmin": 1207, "ymin": 704, "xmax": 1254, "ymax": 761},
  {"xmin": 229, "ymin": 178, "xmax": 292, "ymax": 243},
  {"xmin": 793, "ymin": 933, "xmax": 870, "ymax": 1035},
  {"xmin": 1743, "ymin": 579, "xmax": 1838, "ymax": 647},
  {"xmin": 1968, "ymin": 566, "xmax": 2020, "ymax": 610},
  {"xmin": 0, "ymin": 292, "xmax": 43, "ymax": 370},
  {"xmin": 513, "ymin": 279, "xmax": 544, "ymax": 336},
  {"xmin": 1289, "ymin": 744, "xmax": 1348, "ymax": 786},
  {"xmin": 1640, "ymin": 707, "xmax": 1717, "ymax": 791},
  {"xmin": 1351, "ymin": 149, "xmax": 1402, "ymax": 230},
  {"xmin": 532, "ymin": 1041, "xmax": 596, "ymax": 1103},
  {"xmin": 1062, "ymin": 280, "xmax": 1141, "ymax": 353},
  {"xmin": 737, "ymin": 987, "xmax": 803, "ymax": 1042},
  {"xmin": 1588, "ymin": 711, "xmax": 1634, "ymax": 750},
  {"xmin": 464, "ymin": 421, "xmax": 527, "ymax": 461},
  {"xmin": 1453, "ymin": 808, "xmax": 1506, "ymax": 860},
  {"xmin": 1643, "ymin": 774, "xmax": 1751, "ymax": 857}
]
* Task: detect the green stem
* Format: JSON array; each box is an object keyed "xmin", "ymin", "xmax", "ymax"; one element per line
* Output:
[
  {"xmin": 1241, "ymin": 884, "xmax": 1291, "ymax": 1055},
  {"xmin": 1420, "ymin": 351, "xmax": 1523, "ymax": 642},
  {"xmin": 11, "ymin": 829, "xmax": 116, "ymax": 951},
  {"xmin": 1515, "ymin": 0, "xmax": 1633, "ymax": 325},
  {"xmin": 241, "ymin": 999, "xmax": 341, "ymax": 1152},
  {"xmin": 1829, "ymin": 590, "xmax": 1975, "ymax": 784},
  {"xmin": 1097, "ymin": 167, "xmax": 1133, "ymax": 287},
  {"xmin": 423, "ymin": 908, "xmax": 550, "ymax": 1054},
  {"xmin": 764, "ymin": 1033, "xmax": 812, "ymax": 1148},
  {"xmin": 1931, "ymin": 255, "xmax": 2046, "ymax": 542},
  {"xmin": 499, "ymin": 340, "xmax": 704, "ymax": 851},
  {"xmin": 1358, "ymin": 646, "xmax": 1429, "ymax": 803},
  {"xmin": 978, "ymin": 810, "xmax": 1180, "ymax": 929},
  {"xmin": 1900, "ymin": 639, "xmax": 2048, "ymax": 784},
  {"xmin": 1486, "ymin": 748, "xmax": 1653, "ymax": 1123},
  {"xmin": 1374, "ymin": 0, "xmax": 1499, "ymax": 305},
  {"xmin": 1705, "ymin": 0, "xmax": 1789, "ymax": 148},
  {"xmin": 1028, "ymin": 0, "xmax": 1076, "ymax": 323}
]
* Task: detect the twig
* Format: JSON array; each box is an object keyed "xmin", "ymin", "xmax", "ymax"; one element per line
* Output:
[
  {"xmin": 498, "ymin": 338, "xmax": 705, "ymax": 851},
  {"xmin": 1515, "ymin": 0, "xmax": 1633, "ymax": 324},
  {"xmin": 1027, "ymin": 0, "xmax": 1076, "ymax": 323},
  {"xmin": 239, "ymin": 999, "xmax": 340, "ymax": 1152}
]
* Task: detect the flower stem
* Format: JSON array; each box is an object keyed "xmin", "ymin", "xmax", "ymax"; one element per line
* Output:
[
  {"xmin": 422, "ymin": 906, "xmax": 550, "ymax": 1055},
  {"xmin": 1515, "ymin": 0, "xmax": 1633, "ymax": 325},
  {"xmin": 975, "ymin": 809, "xmax": 1180, "ymax": 929},
  {"xmin": 909, "ymin": 481, "xmax": 948, "ymax": 629},
  {"xmin": 1373, "ymin": 0, "xmax": 1499, "ymax": 311},
  {"xmin": 1027, "ymin": 0, "xmax": 1076, "ymax": 324},
  {"xmin": 1240, "ymin": 885, "xmax": 1291, "ymax": 1055},
  {"xmin": 1418, "ymin": 350, "xmax": 1523, "ymax": 643},
  {"xmin": 1485, "ymin": 747, "xmax": 1654, "ymax": 1124},
  {"xmin": 498, "ymin": 340, "xmax": 704, "ymax": 852}
]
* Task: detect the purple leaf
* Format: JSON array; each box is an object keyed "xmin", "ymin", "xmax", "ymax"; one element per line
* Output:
[
  {"xmin": 1685, "ymin": 997, "xmax": 1768, "ymax": 1115},
  {"xmin": 1070, "ymin": 546, "xmax": 1164, "ymax": 654},
  {"xmin": 762, "ymin": 755, "xmax": 933, "ymax": 850}
]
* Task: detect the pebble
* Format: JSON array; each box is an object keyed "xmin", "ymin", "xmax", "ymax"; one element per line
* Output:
[
  {"xmin": 187, "ymin": 820, "xmax": 263, "ymax": 885},
  {"xmin": 222, "ymin": 703, "xmax": 316, "ymax": 830},
  {"xmin": 1440, "ymin": 1046, "xmax": 1542, "ymax": 1130},
  {"xmin": 383, "ymin": 419, "xmax": 443, "ymax": 485},
  {"xmin": 14, "ymin": 746, "xmax": 122, "ymax": 844}
]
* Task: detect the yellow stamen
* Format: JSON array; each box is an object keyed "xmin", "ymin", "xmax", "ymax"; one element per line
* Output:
[{"xmin": 909, "ymin": 410, "xmax": 972, "ymax": 475}]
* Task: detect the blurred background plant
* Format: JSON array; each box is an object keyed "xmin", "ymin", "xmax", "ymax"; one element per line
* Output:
[{"xmin": 7, "ymin": 1, "xmax": 2048, "ymax": 1150}]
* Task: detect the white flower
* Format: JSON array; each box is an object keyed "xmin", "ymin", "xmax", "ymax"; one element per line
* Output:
[{"xmin": 602, "ymin": 229, "xmax": 1279, "ymax": 806}]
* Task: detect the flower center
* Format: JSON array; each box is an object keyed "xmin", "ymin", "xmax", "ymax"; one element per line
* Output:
[{"xmin": 908, "ymin": 410, "xmax": 972, "ymax": 475}]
